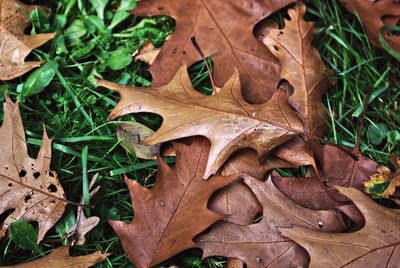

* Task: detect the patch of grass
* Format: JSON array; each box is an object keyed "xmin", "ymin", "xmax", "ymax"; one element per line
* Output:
[
  {"xmin": 305, "ymin": 0, "xmax": 399, "ymax": 161},
  {"xmin": 0, "ymin": 0, "xmax": 398, "ymax": 267}
]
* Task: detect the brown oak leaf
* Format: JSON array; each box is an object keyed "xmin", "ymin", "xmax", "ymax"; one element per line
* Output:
[
  {"xmin": 209, "ymin": 149, "xmax": 264, "ymax": 225},
  {"xmin": 3, "ymin": 246, "xmax": 110, "ymax": 267},
  {"xmin": 98, "ymin": 65, "xmax": 303, "ymax": 179},
  {"xmin": 0, "ymin": 96, "xmax": 66, "ymax": 242},
  {"xmin": 281, "ymin": 186, "xmax": 400, "ymax": 267},
  {"xmin": 0, "ymin": 0, "xmax": 55, "ymax": 80},
  {"xmin": 258, "ymin": 2, "xmax": 332, "ymax": 170},
  {"xmin": 272, "ymin": 143, "xmax": 377, "ymax": 225},
  {"xmin": 340, "ymin": 0, "xmax": 400, "ymax": 52},
  {"xmin": 196, "ymin": 175, "xmax": 347, "ymax": 268},
  {"xmin": 263, "ymin": 2, "xmax": 330, "ymax": 134},
  {"xmin": 109, "ymin": 138, "xmax": 238, "ymax": 268},
  {"xmin": 132, "ymin": 0, "xmax": 297, "ymax": 103}
]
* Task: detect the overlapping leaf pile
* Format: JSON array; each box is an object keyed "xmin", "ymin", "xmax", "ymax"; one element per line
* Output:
[
  {"xmin": 0, "ymin": 0, "xmax": 398, "ymax": 267},
  {"xmin": 95, "ymin": 1, "xmax": 399, "ymax": 267}
]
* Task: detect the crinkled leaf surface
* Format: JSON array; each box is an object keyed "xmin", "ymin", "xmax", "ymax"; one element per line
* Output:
[
  {"xmin": 98, "ymin": 65, "xmax": 303, "ymax": 179},
  {"xmin": 196, "ymin": 175, "xmax": 347, "ymax": 268},
  {"xmin": 0, "ymin": 97, "xmax": 66, "ymax": 242},
  {"xmin": 340, "ymin": 0, "xmax": 400, "ymax": 52},
  {"xmin": 281, "ymin": 186, "xmax": 400, "ymax": 268},
  {"xmin": 0, "ymin": 0, "xmax": 55, "ymax": 80},
  {"xmin": 109, "ymin": 138, "xmax": 237, "ymax": 268},
  {"xmin": 132, "ymin": 0, "xmax": 296, "ymax": 103},
  {"xmin": 3, "ymin": 246, "xmax": 110, "ymax": 267}
]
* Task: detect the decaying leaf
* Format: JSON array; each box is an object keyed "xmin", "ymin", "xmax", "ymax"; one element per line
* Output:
[
  {"xmin": 2, "ymin": 246, "xmax": 110, "ymax": 267},
  {"xmin": 263, "ymin": 2, "xmax": 330, "ymax": 134},
  {"xmin": 0, "ymin": 96, "xmax": 66, "ymax": 242},
  {"xmin": 117, "ymin": 122, "xmax": 160, "ymax": 159},
  {"xmin": 66, "ymin": 174, "xmax": 101, "ymax": 246},
  {"xmin": 0, "ymin": 0, "xmax": 56, "ymax": 81},
  {"xmin": 98, "ymin": 65, "xmax": 303, "ymax": 179},
  {"xmin": 109, "ymin": 138, "xmax": 238, "ymax": 268},
  {"xmin": 196, "ymin": 175, "xmax": 347, "ymax": 268},
  {"xmin": 132, "ymin": 0, "xmax": 297, "ymax": 103},
  {"xmin": 340, "ymin": 0, "xmax": 400, "ymax": 52},
  {"xmin": 281, "ymin": 186, "xmax": 400, "ymax": 267},
  {"xmin": 365, "ymin": 154, "xmax": 400, "ymax": 198},
  {"xmin": 66, "ymin": 206, "xmax": 99, "ymax": 246}
]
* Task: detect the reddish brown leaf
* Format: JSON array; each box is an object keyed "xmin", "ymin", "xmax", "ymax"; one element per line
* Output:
[
  {"xmin": 340, "ymin": 0, "xmax": 400, "ymax": 52},
  {"xmin": 321, "ymin": 144, "xmax": 377, "ymax": 191},
  {"xmin": 0, "ymin": 0, "xmax": 55, "ymax": 80},
  {"xmin": 0, "ymin": 97, "xmax": 66, "ymax": 242},
  {"xmin": 98, "ymin": 65, "xmax": 303, "ymax": 179},
  {"xmin": 132, "ymin": 0, "xmax": 297, "ymax": 103},
  {"xmin": 272, "ymin": 143, "xmax": 377, "ymax": 225},
  {"xmin": 281, "ymin": 187, "xmax": 400, "ymax": 267},
  {"xmin": 210, "ymin": 150, "xmax": 264, "ymax": 225},
  {"xmin": 197, "ymin": 175, "xmax": 347, "ymax": 267},
  {"xmin": 210, "ymin": 150, "xmax": 266, "ymax": 268},
  {"xmin": 109, "ymin": 138, "xmax": 237, "ymax": 268}
]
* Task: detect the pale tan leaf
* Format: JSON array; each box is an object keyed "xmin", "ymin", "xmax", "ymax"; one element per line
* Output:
[{"xmin": 0, "ymin": 0, "xmax": 55, "ymax": 80}]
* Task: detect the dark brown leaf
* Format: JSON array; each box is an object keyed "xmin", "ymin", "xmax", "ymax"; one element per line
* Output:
[
  {"xmin": 132, "ymin": 0, "xmax": 297, "ymax": 103},
  {"xmin": 109, "ymin": 138, "xmax": 237, "ymax": 268}
]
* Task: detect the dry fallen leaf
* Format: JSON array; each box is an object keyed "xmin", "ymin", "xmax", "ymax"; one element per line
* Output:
[
  {"xmin": 132, "ymin": 0, "xmax": 297, "ymax": 103},
  {"xmin": 98, "ymin": 65, "xmax": 303, "ymax": 179},
  {"xmin": 272, "ymin": 175, "xmax": 365, "ymax": 226},
  {"xmin": 2, "ymin": 246, "xmax": 110, "ymax": 267},
  {"xmin": 0, "ymin": 0, "xmax": 56, "ymax": 81},
  {"xmin": 340, "ymin": 0, "xmax": 400, "ymax": 52},
  {"xmin": 66, "ymin": 206, "xmax": 100, "ymax": 246},
  {"xmin": 109, "ymin": 138, "xmax": 238, "ymax": 268},
  {"xmin": 117, "ymin": 122, "xmax": 160, "ymax": 159},
  {"xmin": 196, "ymin": 175, "xmax": 347, "ymax": 268},
  {"xmin": 135, "ymin": 41, "xmax": 162, "ymax": 65},
  {"xmin": 66, "ymin": 174, "xmax": 101, "ymax": 246},
  {"xmin": 210, "ymin": 150, "xmax": 266, "ymax": 268},
  {"xmin": 209, "ymin": 150, "xmax": 264, "ymax": 225},
  {"xmin": 272, "ymin": 142, "xmax": 377, "ymax": 225},
  {"xmin": 365, "ymin": 154, "xmax": 400, "ymax": 198},
  {"xmin": 0, "ymin": 96, "xmax": 66, "ymax": 242},
  {"xmin": 281, "ymin": 186, "xmax": 400, "ymax": 267},
  {"xmin": 263, "ymin": 2, "xmax": 330, "ymax": 135},
  {"xmin": 259, "ymin": 2, "xmax": 332, "ymax": 170}
]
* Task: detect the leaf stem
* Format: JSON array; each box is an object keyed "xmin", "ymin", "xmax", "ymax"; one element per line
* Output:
[{"xmin": 191, "ymin": 36, "xmax": 217, "ymax": 95}]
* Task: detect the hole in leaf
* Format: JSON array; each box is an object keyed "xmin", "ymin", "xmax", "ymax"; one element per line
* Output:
[
  {"xmin": 24, "ymin": 195, "xmax": 32, "ymax": 202},
  {"xmin": 48, "ymin": 184, "xmax": 57, "ymax": 193},
  {"xmin": 33, "ymin": 171, "xmax": 40, "ymax": 179},
  {"xmin": 8, "ymin": 183, "xmax": 12, "ymax": 187},
  {"xmin": 19, "ymin": 169, "xmax": 27, "ymax": 177}
]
